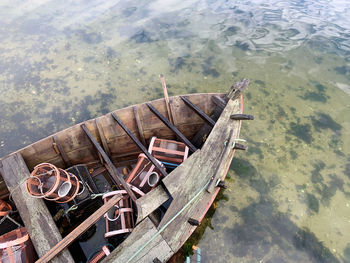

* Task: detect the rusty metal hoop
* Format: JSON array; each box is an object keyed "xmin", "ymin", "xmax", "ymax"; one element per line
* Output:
[{"xmin": 0, "ymin": 227, "xmax": 36, "ymax": 263}]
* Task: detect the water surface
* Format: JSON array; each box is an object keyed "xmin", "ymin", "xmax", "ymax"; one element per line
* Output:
[{"xmin": 0, "ymin": 0, "xmax": 350, "ymax": 262}]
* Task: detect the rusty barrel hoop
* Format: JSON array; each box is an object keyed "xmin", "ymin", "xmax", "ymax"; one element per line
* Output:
[
  {"xmin": 0, "ymin": 200, "xmax": 12, "ymax": 217},
  {"xmin": 0, "ymin": 227, "xmax": 36, "ymax": 263},
  {"xmin": 26, "ymin": 163, "xmax": 80, "ymax": 203},
  {"xmin": 26, "ymin": 163, "xmax": 64, "ymax": 199}
]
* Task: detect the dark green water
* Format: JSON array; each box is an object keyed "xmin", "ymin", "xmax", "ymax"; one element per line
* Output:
[{"xmin": 1, "ymin": 0, "xmax": 350, "ymax": 262}]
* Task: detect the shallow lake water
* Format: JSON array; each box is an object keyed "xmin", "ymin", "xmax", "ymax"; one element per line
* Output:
[{"xmin": 1, "ymin": 0, "xmax": 350, "ymax": 262}]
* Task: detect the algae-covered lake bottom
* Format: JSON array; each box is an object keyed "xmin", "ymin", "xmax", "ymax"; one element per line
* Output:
[{"xmin": 1, "ymin": 0, "xmax": 350, "ymax": 262}]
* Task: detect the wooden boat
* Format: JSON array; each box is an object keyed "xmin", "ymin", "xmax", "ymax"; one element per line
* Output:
[{"xmin": 0, "ymin": 79, "xmax": 251, "ymax": 263}]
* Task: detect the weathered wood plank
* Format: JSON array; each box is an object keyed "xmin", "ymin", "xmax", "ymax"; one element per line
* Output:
[
  {"xmin": 102, "ymin": 217, "xmax": 173, "ymax": 263},
  {"xmin": 212, "ymin": 95, "xmax": 228, "ymax": 110},
  {"xmin": 146, "ymin": 102, "xmax": 198, "ymax": 153},
  {"xmin": 96, "ymin": 118, "xmax": 111, "ymax": 157},
  {"xmin": 191, "ymin": 80, "xmax": 247, "ymax": 148},
  {"xmin": 36, "ymin": 194, "xmax": 122, "ymax": 263},
  {"xmin": 111, "ymin": 112, "xmax": 168, "ymax": 178},
  {"xmin": 180, "ymin": 96, "xmax": 216, "ymax": 127},
  {"xmin": 158, "ymin": 97, "xmax": 242, "ymax": 251},
  {"xmin": 133, "ymin": 106, "xmax": 147, "ymax": 146},
  {"xmin": 191, "ymin": 95, "xmax": 227, "ymax": 148},
  {"xmin": 81, "ymin": 123, "xmax": 137, "ymax": 201},
  {"xmin": 52, "ymin": 135, "xmax": 72, "ymax": 167},
  {"xmin": 160, "ymin": 74, "xmax": 175, "ymax": 125},
  {"xmin": 135, "ymin": 185, "xmax": 169, "ymax": 224},
  {"xmin": 0, "ymin": 153, "xmax": 74, "ymax": 263}
]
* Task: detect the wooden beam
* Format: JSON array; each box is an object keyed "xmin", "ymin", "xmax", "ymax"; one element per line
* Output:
[
  {"xmin": 0, "ymin": 153, "xmax": 74, "ymax": 263},
  {"xmin": 52, "ymin": 135, "xmax": 71, "ymax": 167},
  {"xmin": 36, "ymin": 194, "xmax": 122, "ymax": 263},
  {"xmin": 146, "ymin": 102, "xmax": 197, "ymax": 153},
  {"xmin": 95, "ymin": 118, "xmax": 111, "ymax": 157},
  {"xmin": 111, "ymin": 112, "xmax": 168, "ymax": 178},
  {"xmin": 133, "ymin": 106, "xmax": 147, "ymax": 146},
  {"xmin": 227, "ymin": 78, "xmax": 250, "ymax": 100},
  {"xmin": 180, "ymin": 96, "xmax": 216, "ymax": 127},
  {"xmin": 230, "ymin": 114, "xmax": 254, "ymax": 120},
  {"xmin": 206, "ymin": 129, "xmax": 233, "ymax": 192},
  {"xmin": 160, "ymin": 74, "xmax": 175, "ymax": 125},
  {"xmin": 212, "ymin": 95, "xmax": 228, "ymax": 111},
  {"xmin": 191, "ymin": 79, "xmax": 248, "ymax": 148},
  {"xmin": 135, "ymin": 184, "xmax": 169, "ymax": 224},
  {"xmin": 81, "ymin": 124, "xmax": 137, "ymax": 201}
]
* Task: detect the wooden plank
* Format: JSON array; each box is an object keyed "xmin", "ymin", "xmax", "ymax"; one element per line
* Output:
[
  {"xmin": 227, "ymin": 78, "xmax": 250, "ymax": 100},
  {"xmin": 180, "ymin": 96, "xmax": 216, "ymax": 127},
  {"xmin": 52, "ymin": 135, "xmax": 72, "ymax": 167},
  {"xmin": 102, "ymin": 217, "xmax": 173, "ymax": 263},
  {"xmin": 81, "ymin": 123, "xmax": 137, "ymax": 201},
  {"xmin": 0, "ymin": 153, "xmax": 74, "ymax": 263},
  {"xmin": 160, "ymin": 74, "xmax": 175, "ymax": 125},
  {"xmin": 146, "ymin": 102, "xmax": 197, "ymax": 153},
  {"xmin": 212, "ymin": 95, "xmax": 228, "ymax": 110},
  {"xmin": 135, "ymin": 185, "xmax": 169, "ymax": 224},
  {"xmin": 191, "ymin": 80, "xmax": 247, "ymax": 148},
  {"xmin": 36, "ymin": 194, "xmax": 122, "ymax": 263},
  {"xmin": 158, "ymin": 97, "xmax": 242, "ymax": 251},
  {"xmin": 111, "ymin": 112, "xmax": 168, "ymax": 178},
  {"xmin": 96, "ymin": 118, "xmax": 111, "ymax": 157},
  {"xmin": 191, "ymin": 106, "xmax": 223, "ymax": 148},
  {"xmin": 133, "ymin": 106, "xmax": 147, "ymax": 146}
]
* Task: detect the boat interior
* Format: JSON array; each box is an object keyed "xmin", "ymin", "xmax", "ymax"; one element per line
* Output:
[{"xmin": 0, "ymin": 92, "xmax": 229, "ymax": 262}]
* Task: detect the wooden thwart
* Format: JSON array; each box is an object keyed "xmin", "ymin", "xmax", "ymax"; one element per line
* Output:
[
  {"xmin": 180, "ymin": 96, "xmax": 216, "ymax": 127},
  {"xmin": 111, "ymin": 112, "xmax": 167, "ymax": 178},
  {"xmin": 52, "ymin": 135, "xmax": 71, "ymax": 167},
  {"xmin": 133, "ymin": 106, "xmax": 147, "ymax": 146},
  {"xmin": 146, "ymin": 102, "xmax": 197, "ymax": 153},
  {"xmin": 95, "ymin": 118, "xmax": 111, "ymax": 157},
  {"xmin": 81, "ymin": 124, "xmax": 137, "ymax": 201},
  {"xmin": 36, "ymin": 194, "xmax": 122, "ymax": 263},
  {"xmin": 212, "ymin": 95, "xmax": 228, "ymax": 111}
]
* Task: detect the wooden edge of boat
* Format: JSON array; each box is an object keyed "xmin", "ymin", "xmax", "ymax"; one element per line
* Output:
[
  {"xmin": 0, "ymin": 92, "xmax": 224, "ymax": 197},
  {"xmin": 101, "ymin": 94, "xmax": 244, "ymax": 262},
  {"xmin": 0, "ymin": 79, "xmax": 250, "ymax": 263}
]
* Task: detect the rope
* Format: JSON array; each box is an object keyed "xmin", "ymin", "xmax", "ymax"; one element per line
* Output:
[
  {"xmin": 127, "ymin": 180, "xmax": 211, "ymax": 263},
  {"xmin": 8, "ymin": 177, "xmax": 31, "ymax": 203}
]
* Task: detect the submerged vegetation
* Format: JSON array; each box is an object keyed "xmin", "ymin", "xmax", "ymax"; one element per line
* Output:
[{"xmin": 1, "ymin": 0, "xmax": 350, "ymax": 261}]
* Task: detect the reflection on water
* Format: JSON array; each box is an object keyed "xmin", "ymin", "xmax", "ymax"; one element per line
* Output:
[{"xmin": 1, "ymin": 0, "xmax": 350, "ymax": 262}]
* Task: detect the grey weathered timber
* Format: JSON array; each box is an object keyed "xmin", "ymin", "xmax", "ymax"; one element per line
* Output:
[
  {"xmin": 133, "ymin": 106, "xmax": 147, "ymax": 146},
  {"xmin": 52, "ymin": 135, "xmax": 72, "ymax": 167},
  {"xmin": 146, "ymin": 102, "xmax": 198, "ymax": 153},
  {"xmin": 111, "ymin": 112, "xmax": 168, "ymax": 178},
  {"xmin": 191, "ymin": 79, "xmax": 248, "ymax": 147},
  {"xmin": 191, "ymin": 95, "xmax": 228, "ymax": 148},
  {"xmin": 227, "ymin": 78, "xmax": 250, "ymax": 100},
  {"xmin": 135, "ymin": 185, "xmax": 169, "ymax": 224},
  {"xmin": 81, "ymin": 123, "xmax": 137, "ymax": 201},
  {"xmin": 0, "ymin": 153, "xmax": 74, "ymax": 263},
  {"xmin": 95, "ymin": 118, "xmax": 111, "ymax": 157},
  {"xmin": 180, "ymin": 96, "xmax": 216, "ymax": 127},
  {"xmin": 212, "ymin": 95, "xmax": 228, "ymax": 110},
  {"xmin": 101, "ymin": 217, "xmax": 173, "ymax": 263},
  {"xmin": 158, "ymin": 96, "xmax": 242, "ymax": 251}
]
